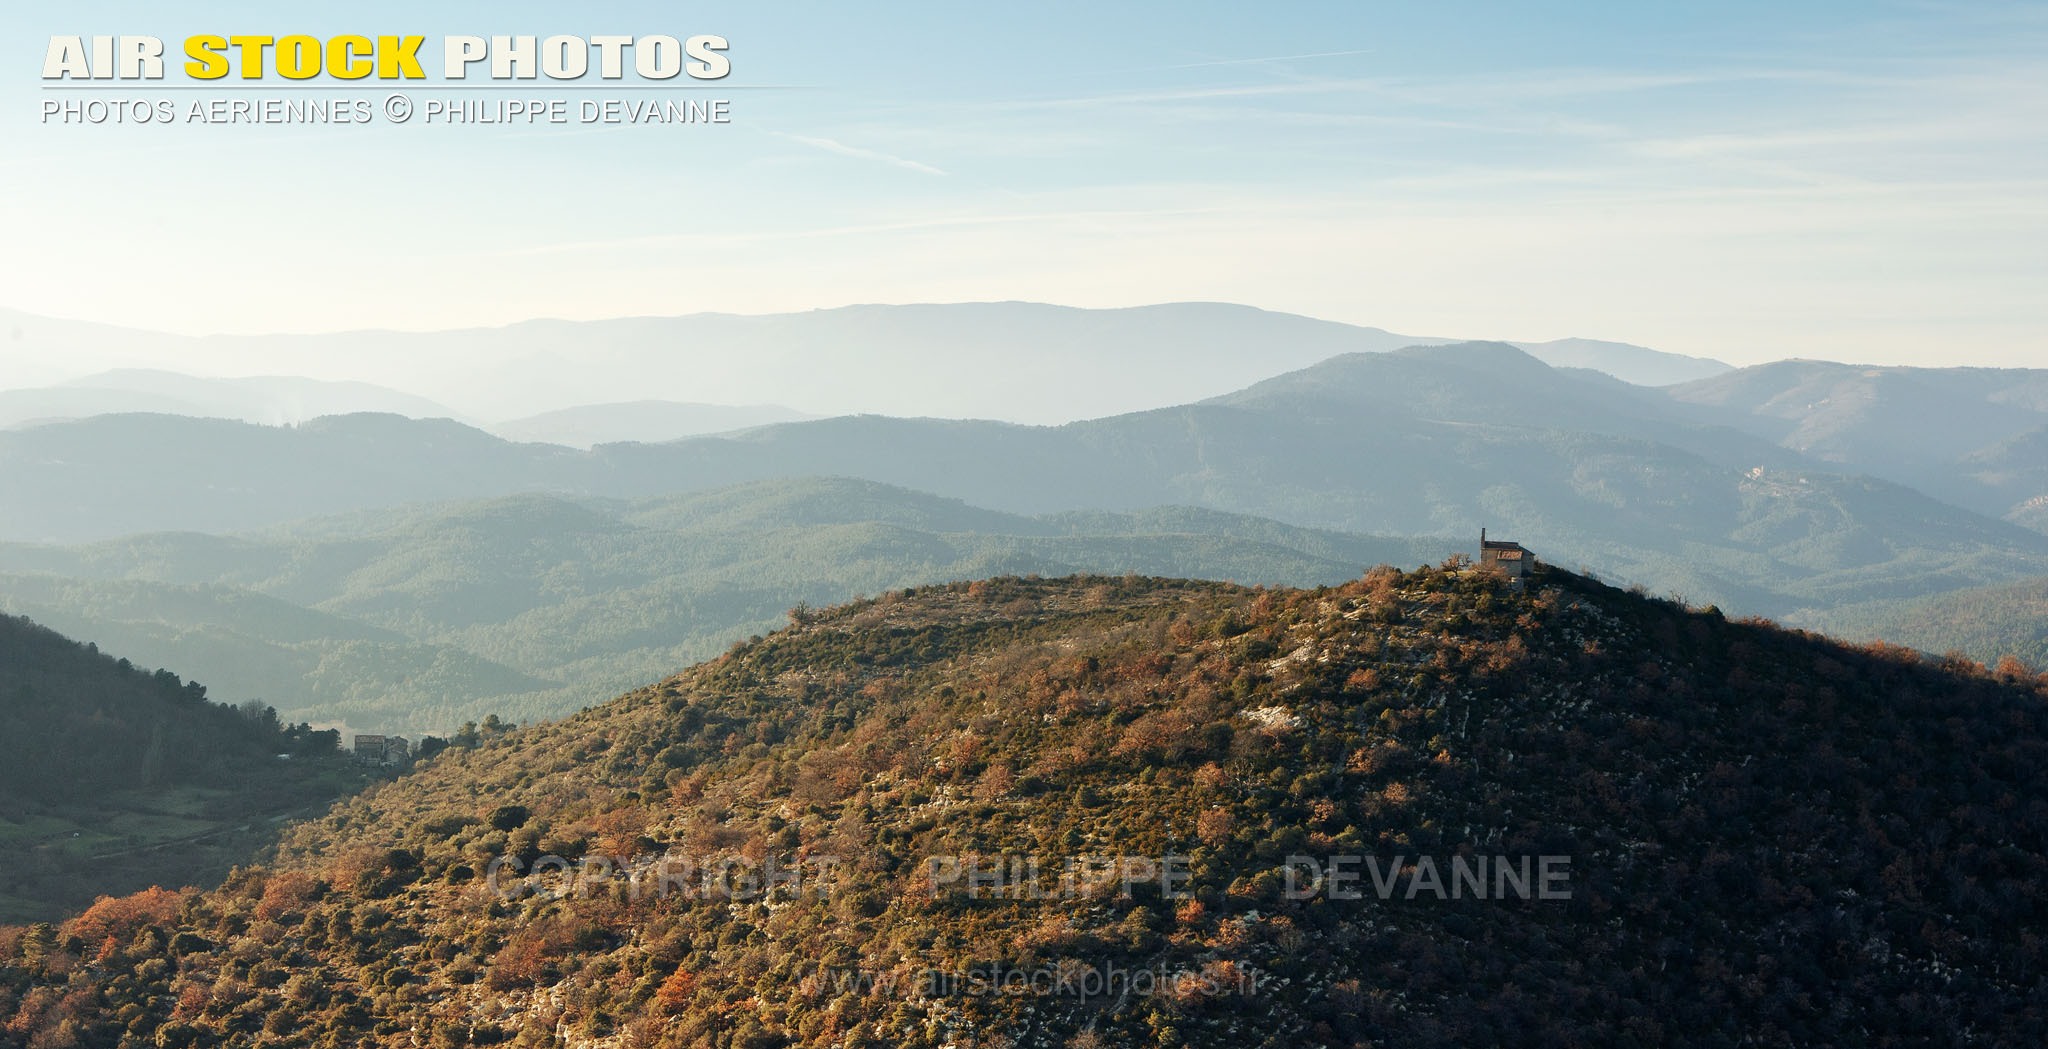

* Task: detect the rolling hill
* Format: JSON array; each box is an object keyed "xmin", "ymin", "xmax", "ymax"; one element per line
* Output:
[
  {"xmin": 1961, "ymin": 424, "xmax": 2048, "ymax": 532},
  {"xmin": 1803, "ymin": 574, "xmax": 2048, "ymax": 672},
  {"xmin": 489, "ymin": 401, "xmax": 817, "ymax": 448},
  {"xmin": 2, "ymin": 345, "xmax": 2040, "ymax": 625},
  {"xmin": 1665, "ymin": 359, "xmax": 2048, "ymax": 526},
  {"xmin": 0, "ymin": 572, "xmax": 557, "ymax": 739},
  {"xmin": 0, "ymin": 478, "xmax": 1451, "ymax": 732},
  {"xmin": 0, "ymin": 370, "xmax": 459, "ymax": 432},
  {"xmin": 589, "ymin": 344, "xmax": 2048, "ymax": 613},
  {"xmin": 4, "ymin": 566, "xmax": 2043, "ymax": 1045}
]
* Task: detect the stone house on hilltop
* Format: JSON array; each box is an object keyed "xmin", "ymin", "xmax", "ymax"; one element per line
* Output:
[{"xmin": 1478, "ymin": 528, "xmax": 1532, "ymax": 586}]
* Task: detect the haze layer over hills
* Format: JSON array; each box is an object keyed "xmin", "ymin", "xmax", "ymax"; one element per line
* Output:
[
  {"xmin": 2, "ymin": 342, "xmax": 2039, "ymax": 591},
  {"xmin": 1, "ymin": 302, "xmax": 2044, "ymax": 734},
  {"xmin": 1, "ymin": 302, "xmax": 1724, "ymax": 423}
]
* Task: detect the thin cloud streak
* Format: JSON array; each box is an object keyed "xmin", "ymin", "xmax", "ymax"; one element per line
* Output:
[
  {"xmin": 769, "ymin": 132, "xmax": 948, "ymax": 175},
  {"xmin": 1130, "ymin": 48, "xmax": 1377, "ymax": 72}
]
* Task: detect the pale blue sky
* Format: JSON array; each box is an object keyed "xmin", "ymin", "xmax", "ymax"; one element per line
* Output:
[{"xmin": 3, "ymin": 1, "xmax": 2045, "ymax": 367}]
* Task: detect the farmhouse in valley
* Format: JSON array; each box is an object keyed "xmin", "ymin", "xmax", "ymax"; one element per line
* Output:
[{"xmin": 352, "ymin": 733, "xmax": 412, "ymax": 766}]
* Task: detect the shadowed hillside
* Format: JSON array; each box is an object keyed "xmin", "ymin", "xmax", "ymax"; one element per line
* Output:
[
  {"xmin": 5, "ymin": 567, "xmax": 2043, "ymax": 1046},
  {"xmin": 0, "ymin": 615, "xmax": 364, "ymax": 923}
]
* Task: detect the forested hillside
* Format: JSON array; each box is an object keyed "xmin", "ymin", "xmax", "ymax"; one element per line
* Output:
[
  {"xmin": 0, "ymin": 615, "xmax": 361, "ymax": 922},
  {"xmin": 1808, "ymin": 575, "xmax": 2048, "ymax": 672},
  {"xmin": 6, "ymin": 566, "xmax": 2043, "ymax": 1046},
  {"xmin": 0, "ymin": 479, "xmax": 1447, "ymax": 732}
]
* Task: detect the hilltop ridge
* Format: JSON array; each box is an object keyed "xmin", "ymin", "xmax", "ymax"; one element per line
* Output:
[{"xmin": 6, "ymin": 565, "xmax": 2044, "ymax": 1046}]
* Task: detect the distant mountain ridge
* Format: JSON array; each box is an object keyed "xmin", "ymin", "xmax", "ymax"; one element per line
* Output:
[
  {"xmin": 1666, "ymin": 359, "xmax": 2048, "ymax": 523},
  {"xmin": 1508, "ymin": 336, "xmax": 1731, "ymax": 386},
  {"xmin": 1, "ymin": 302, "xmax": 1725, "ymax": 423},
  {"xmin": 16, "ymin": 306, "xmax": 2034, "ymax": 539},
  {"xmin": 0, "ymin": 343, "xmax": 2039, "ymax": 623},
  {"xmin": 0, "ymin": 369, "xmax": 460, "ymax": 431}
]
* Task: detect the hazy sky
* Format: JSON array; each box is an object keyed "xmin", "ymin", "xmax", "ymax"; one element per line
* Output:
[{"xmin": 3, "ymin": 1, "xmax": 2045, "ymax": 368}]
